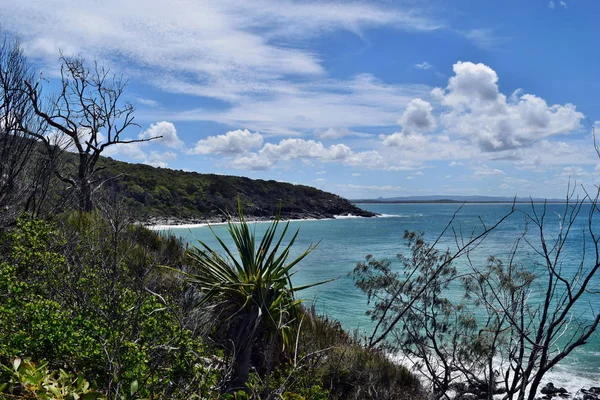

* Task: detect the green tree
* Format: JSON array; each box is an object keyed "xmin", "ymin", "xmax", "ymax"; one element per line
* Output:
[{"xmin": 178, "ymin": 204, "xmax": 328, "ymax": 391}]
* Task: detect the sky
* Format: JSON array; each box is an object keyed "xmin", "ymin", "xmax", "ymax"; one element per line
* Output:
[{"xmin": 2, "ymin": 0, "xmax": 600, "ymax": 199}]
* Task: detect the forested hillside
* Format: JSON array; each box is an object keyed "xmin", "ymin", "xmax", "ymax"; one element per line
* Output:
[{"xmin": 95, "ymin": 156, "xmax": 375, "ymax": 223}]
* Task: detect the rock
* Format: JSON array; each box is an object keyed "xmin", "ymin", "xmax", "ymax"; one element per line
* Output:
[
  {"xmin": 541, "ymin": 382, "xmax": 569, "ymax": 398},
  {"xmin": 542, "ymin": 383, "xmax": 556, "ymax": 395}
]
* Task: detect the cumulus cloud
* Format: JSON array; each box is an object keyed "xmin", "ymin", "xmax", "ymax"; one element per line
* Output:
[
  {"xmin": 229, "ymin": 154, "xmax": 273, "ymax": 170},
  {"xmin": 139, "ymin": 121, "xmax": 184, "ymax": 149},
  {"xmin": 434, "ymin": 61, "xmax": 584, "ymax": 152},
  {"xmin": 381, "ymin": 131, "xmax": 429, "ymax": 148},
  {"xmin": 226, "ymin": 138, "xmax": 390, "ymax": 171},
  {"xmin": 398, "ymin": 98, "xmax": 436, "ymax": 131},
  {"xmin": 259, "ymin": 138, "xmax": 352, "ymax": 161},
  {"xmin": 191, "ymin": 129, "xmax": 263, "ymax": 155},
  {"xmin": 144, "ymin": 151, "xmax": 177, "ymax": 168}
]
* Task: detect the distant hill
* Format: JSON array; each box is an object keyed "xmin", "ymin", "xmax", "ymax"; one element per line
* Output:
[
  {"xmin": 94, "ymin": 157, "xmax": 375, "ymax": 223},
  {"xmin": 352, "ymin": 195, "xmax": 563, "ymax": 203}
]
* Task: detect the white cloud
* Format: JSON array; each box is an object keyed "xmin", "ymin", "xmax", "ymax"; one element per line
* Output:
[
  {"xmin": 3, "ymin": 0, "xmax": 441, "ymax": 108},
  {"xmin": 144, "ymin": 151, "xmax": 177, "ymax": 168},
  {"xmin": 472, "ymin": 164, "xmax": 505, "ymax": 176},
  {"xmin": 229, "ymin": 153, "xmax": 273, "ymax": 170},
  {"xmin": 435, "ymin": 61, "xmax": 584, "ymax": 152},
  {"xmin": 560, "ymin": 1, "xmax": 567, "ymax": 9},
  {"xmin": 415, "ymin": 61, "xmax": 432, "ymax": 70},
  {"xmin": 345, "ymin": 150, "xmax": 387, "ymax": 169},
  {"xmin": 548, "ymin": 1, "xmax": 555, "ymax": 9},
  {"xmin": 556, "ymin": 166, "xmax": 590, "ymax": 178},
  {"xmin": 136, "ymin": 97, "xmax": 160, "ymax": 107},
  {"xmin": 139, "ymin": 121, "xmax": 184, "ymax": 149},
  {"xmin": 103, "ymin": 139, "xmax": 147, "ymax": 161},
  {"xmin": 225, "ymin": 138, "xmax": 394, "ymax": 171},
  {"xmin": 190, "ymin": 129, "xmax": 263, "ymax": 155},
  {"xmin": 171, "ymin": 75, "xmax": 431, "ymax": 135},
  {"xmin": 1, "ymin": 0, "xmax": 507, "ymax": 144},
  {"xmin": 314, "ymin": 127, "xmax": 371, "ymax": 140},
  {"xmin": 259, "ymin": 138, "xmax": 352, "ymax": 161},
  {"xmin": 48, "ymin": 128, "xmax": 106, "ymax": 153},
  {"xmin": 382, "ymin": 131, "xmax": 429, "ymax": 148},
  {"xmin": 398, "ymin": 98, "xmax": 436, "ymax": 131}
]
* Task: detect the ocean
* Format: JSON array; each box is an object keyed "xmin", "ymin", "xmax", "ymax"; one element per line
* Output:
[{"xmin": 158, "ymin": 203, "xmax": 600, "ymax": 393}]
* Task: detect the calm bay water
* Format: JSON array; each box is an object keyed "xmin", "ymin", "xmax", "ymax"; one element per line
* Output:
[{"xmin": 160, "ymin": 203, "xmax": 600, "ymax": 390}]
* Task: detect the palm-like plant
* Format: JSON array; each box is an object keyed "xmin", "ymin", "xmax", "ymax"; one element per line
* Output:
[{"xmin": 181, "ymin": 204, "xmax": 328, "ymax": 390}]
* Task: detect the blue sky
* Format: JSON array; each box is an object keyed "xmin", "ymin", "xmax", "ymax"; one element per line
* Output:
[{"xmin": 2, "ymin": 0, "xmax": 600, "ymax": 199}]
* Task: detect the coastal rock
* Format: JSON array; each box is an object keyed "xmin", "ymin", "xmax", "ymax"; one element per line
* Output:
[
  {"xmin": 541, "ymin": 383, "xmax": 569, "ymax": 398},
  {"xmin": 577, "ymin": 386, "xmax": 600, "ymax": 400}
]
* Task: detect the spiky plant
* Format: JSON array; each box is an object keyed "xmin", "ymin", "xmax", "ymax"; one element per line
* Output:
[{"xmin": 180, "ymin": 204, "xmax": 328, "ymax": 390}]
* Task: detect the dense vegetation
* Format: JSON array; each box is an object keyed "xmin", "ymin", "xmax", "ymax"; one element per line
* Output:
[
  {"xmin": 93, "ymin": 156, "xmax": 374, "ymax": 223},
  {"xmin": 0, "ymin": 208, "xmax": 424, "ymax": 399}
]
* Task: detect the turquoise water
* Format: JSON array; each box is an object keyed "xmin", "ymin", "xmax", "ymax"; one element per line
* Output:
[{"xmin": 160, "ymin": 203, "xmax": 600, "ymax": 390}]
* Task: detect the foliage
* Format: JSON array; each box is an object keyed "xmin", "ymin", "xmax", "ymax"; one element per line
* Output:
[
  {"xmin": 0, "ymin": 215, "xmax": 222, "ymax": 399},
  {"xmin": 179, "ymin": 203, "xmax": 328, "ymax": 390},
  {"xmin": 1, "ymin": 357, "xmax": 103, "ymax": 400},
  {"xmin": 296, "ymin": 307, "xmax": 424, "ymax": 400},
  {"xmin": 353, "ymin": 231, "xmax": 472, "ymax": 397},
  {"xmin": 94, "ymin": 155, "xmax": 373, "ymax": 222},
  {"xmin": 0, "ymin": 210, "xmax": 428, "ymax": 399}
]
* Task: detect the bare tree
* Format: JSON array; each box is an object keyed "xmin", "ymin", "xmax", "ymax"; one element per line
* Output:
[
  {"xmin": 472, "ymin": 190, "xmax": 600, "ymax": 400},
  {"xmin": 0, "ymin": 31, "xmax": 44, "ymax": 226},
  {"xmin": 24, "ymin": 55, "xmax": 159, "ymax": 212}
]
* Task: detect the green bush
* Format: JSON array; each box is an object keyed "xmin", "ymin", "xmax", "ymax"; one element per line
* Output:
[
  {"xmin": 1, "ymin": 357, "xmax": 104, "ymax": 399},
  {"xmin": 0, "ymin": 215, "xmax": 222, "ymax": 399}
]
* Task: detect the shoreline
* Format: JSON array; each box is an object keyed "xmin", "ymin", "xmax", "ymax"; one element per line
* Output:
[{"xmin": 145, "ymin": 212, "xmax": 374, "ymax": 230}]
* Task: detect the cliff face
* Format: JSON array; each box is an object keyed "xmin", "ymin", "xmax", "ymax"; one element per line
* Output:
[{"xmin": 96, "ymin": 157, "xmax": 375, "ymax": 222}]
